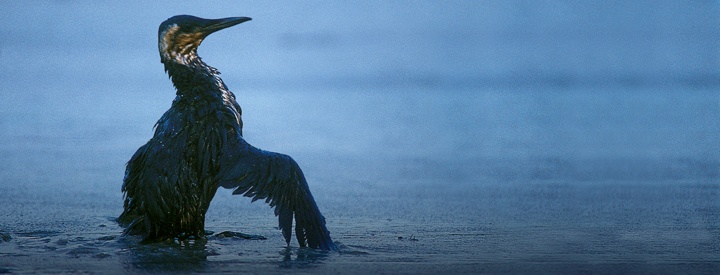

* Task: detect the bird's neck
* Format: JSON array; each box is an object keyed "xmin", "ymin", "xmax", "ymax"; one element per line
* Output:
[
  {"xmin": 163, "ymin": 54, "xmax": 244, "ymax": 132},
  {"xmin": 164, "ymin": 56, "xmax": 227, "ymax": 100}
]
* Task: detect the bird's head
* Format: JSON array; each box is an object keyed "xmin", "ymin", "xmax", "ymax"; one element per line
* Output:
[{"xmin": 158, "ymin": 15, "xmax": 251, "ymax": 65}]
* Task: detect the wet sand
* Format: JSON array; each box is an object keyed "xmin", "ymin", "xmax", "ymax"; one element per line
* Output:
[{"xmin": 0, "ymin": 180, "xmax": 718, "ymax": 274}]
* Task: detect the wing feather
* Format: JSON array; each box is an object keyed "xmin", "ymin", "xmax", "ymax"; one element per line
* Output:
[{"xmin": 216, "ymin": 135, "xmax": 336, "ymax": 250}]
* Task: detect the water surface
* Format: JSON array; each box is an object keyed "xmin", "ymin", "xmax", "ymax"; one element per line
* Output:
[{"xmin": 1, "ymin": 1, "xmax": 719, "ymax": 273}]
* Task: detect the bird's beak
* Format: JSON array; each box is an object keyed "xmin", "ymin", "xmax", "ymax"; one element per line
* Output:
[{"xmin": 201, "ymin": 17, "xmax": 252, "ymax": 35}]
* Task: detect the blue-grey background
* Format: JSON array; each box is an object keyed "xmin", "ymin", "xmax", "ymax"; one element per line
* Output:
[{"xmin": 0, "ymin": 1, "xmax": 718, "ymax": 273}]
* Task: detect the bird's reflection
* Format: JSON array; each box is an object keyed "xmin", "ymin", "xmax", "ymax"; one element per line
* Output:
[
  {"xmin": 119, "ymin": 236, "xmax": 212, "ymax": 272},
  {"xmin": 279, "ymin": 246, "xmax": 330, "ymax": 269}
]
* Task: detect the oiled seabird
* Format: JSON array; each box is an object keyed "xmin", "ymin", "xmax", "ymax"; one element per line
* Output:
[{"xmin": 118, "ymin": 15, "xmax": 335, "ymax": 250}]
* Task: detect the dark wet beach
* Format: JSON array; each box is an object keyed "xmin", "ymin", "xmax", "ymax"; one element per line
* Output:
[{"xmin": 1, "ymin": 1, "xmax": 720, "ymax": 274}]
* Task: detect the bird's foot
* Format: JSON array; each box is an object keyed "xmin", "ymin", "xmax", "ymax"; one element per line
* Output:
[{"xmin": 214, "ymin": 231, "xmax": 267, "ymax": 240}]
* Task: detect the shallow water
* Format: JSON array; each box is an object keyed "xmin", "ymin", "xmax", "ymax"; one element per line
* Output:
[
  {"xmin": 1, "ymin": 86, "xmax": 719, "ymax": 273},
  {"xmin": 1, "ymin": 1, "xmax": 720, "ymax": 273}
]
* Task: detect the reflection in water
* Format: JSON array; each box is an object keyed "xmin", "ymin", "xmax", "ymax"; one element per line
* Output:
[
  {"xmin": 119, "ymin": 237, "xmax": 212, "ymax": 273},
  {"xmin": 115, "ymin": 235, "xmax": 333, "ymax": 272},
  {"xmin": 279, "ymin": 246, "xmax": 330, "ymax": 269}
]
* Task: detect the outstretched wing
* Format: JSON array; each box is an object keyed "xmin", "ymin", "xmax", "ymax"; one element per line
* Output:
[{"xmin": 215, "ymin": 134, "xmax": 336, "ymax": 250}]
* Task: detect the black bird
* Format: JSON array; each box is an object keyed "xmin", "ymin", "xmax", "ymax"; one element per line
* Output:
[{"xmin": 117, "ymin": 15, "xmax": 335, "ymax": 250}]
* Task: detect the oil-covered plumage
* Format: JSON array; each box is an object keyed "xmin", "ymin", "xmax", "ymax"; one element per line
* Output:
[{"xmin": 117, "ymin": 15, "xmax": 335, "ymax": 250}]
